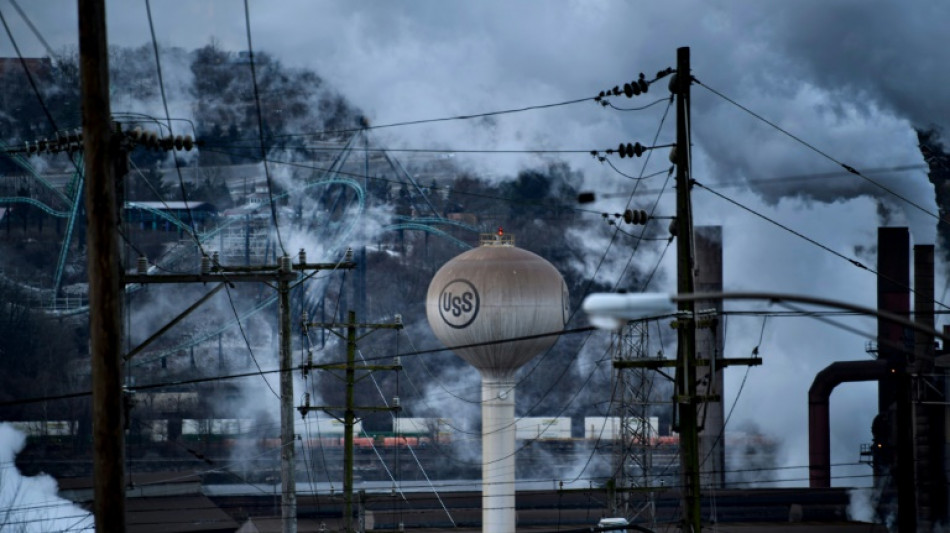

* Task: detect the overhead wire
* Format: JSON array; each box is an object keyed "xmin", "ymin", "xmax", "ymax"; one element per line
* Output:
[
  {"xmin": 223, "ymin": 282, "xmax": 279, "ymax": 399},
  {"xmin": 243, "ymin": 0, "xmax": 286, "ymax": 256},
  {"xmin": 492, "ymin": 97, "xmax": 676, "ymax": 439},
  {"xmin": 8, "ymin": 0, "xmax": 57, "ymax": 61},
  {"xmin": 269, "ymin": 95, "xmax": 596, "ymax": 140},
  {"xmin": 144, "ymin": 0, "xmax": 204, "ymax": 256},
  {"xmin": 604, "ymin": 97, "xmax": 669, "ymax": 112},
  {"xmin": 695, "ymin": 79, "xmax": 943, "ymax": 227},
  {"xmin": 352, "ymin": 348, "xmax": 456, "ymax": 525},
  {"xmin": 0, "ymin": 6, "xmax": 60, "ymax": 135},
  {"xmin": 694, "ymin": 180, "xmax": 950, "ymax": 312}
]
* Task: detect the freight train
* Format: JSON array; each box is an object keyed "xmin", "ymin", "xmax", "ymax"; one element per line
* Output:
[{"xmin": 5, "ymin": 415, "xmax": 675, "ymax": 450}]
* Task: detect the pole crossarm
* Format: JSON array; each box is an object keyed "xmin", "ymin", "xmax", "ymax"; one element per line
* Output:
[
  {"xmin": 125, "ymin": 254, "xmax": 350, "ymax": 533},
  {"xmin": 302, "ymin": 310, "xmax": 402, "ymax": 532},
  {"xmin": 215, "ymin": 261, "xmax": 356, "ymax": 273},
  {"xmin": 308, "ymin": 364, "xmax": 402, "ymax": 372},
  {"xmin": 310, "ymin": 405, "xmax": 402, "ymax": 413},
  {"xmin": 306, "ymin": 322, "xmax": 402, "ymax": 330}
]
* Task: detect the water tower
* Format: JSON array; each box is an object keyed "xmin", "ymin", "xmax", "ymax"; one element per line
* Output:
[{"xmin": 426, "ymin": 232, "xmax": 568, "ymax": 533}]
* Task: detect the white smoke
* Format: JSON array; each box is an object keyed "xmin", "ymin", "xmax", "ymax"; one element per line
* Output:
[
  {"xmin": 0, "ymin": 423, "xmax": 93, "ymax": 532},
  {"xmin": 10, "ymin": 0, "xmax": 948, "ymax": 494}
]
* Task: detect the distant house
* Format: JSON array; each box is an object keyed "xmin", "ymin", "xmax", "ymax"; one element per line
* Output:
[{"xmin": 124, "ymin": 201, "xmax": 217, "ymax": 233}]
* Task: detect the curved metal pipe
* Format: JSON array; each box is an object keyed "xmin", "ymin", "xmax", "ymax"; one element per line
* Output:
[{"xmin": 808, "ymin": 359, "xmax": 890, "ymax": 487}]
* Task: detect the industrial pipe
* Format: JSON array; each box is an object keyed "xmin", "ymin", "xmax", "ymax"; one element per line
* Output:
[{"xmin": 808, "ymin": 359, "xmax": 890, "ymax": 488}]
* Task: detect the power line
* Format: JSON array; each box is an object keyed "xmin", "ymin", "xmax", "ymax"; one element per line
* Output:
[
  {"xmin": 242, "ymin": 0, "xmax": 286, "ymax": 256},
  {"xmin": 588, "ymin": 163, "xmax": 928, "ymax": 199},
  {"xmin": 8, "ymin": 0, "xmax": 57, "ymax": 61},
  {"xmin": 144, "ymin": 0, "xmax": 203, "ymax": 257},
  {"xmin": 0, "ymin": 326, "xmax": 598, "ymax": 408},
  {"xmin": 269, "ymin": 96, "xmax": 596, "ymax": 140},
  {"xmin": 695, "ymin": 79, "xmax": 943, "ymax": 226},
  {"xmin": 694, "ymin": 180, "xmax": 950, "ymax": 313},
  {"xmin": 0, "ymin": 6, "xmax": 58, "ymax": 134},
  {"xmin": 605, "ymin": 97, "xmax": 670, "ymax": 112},
  {"xmin": 201, "ymin": 143, "xmax": 613, "ymax": 155}
]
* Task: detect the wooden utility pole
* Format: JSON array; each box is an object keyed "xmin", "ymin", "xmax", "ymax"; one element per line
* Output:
[
  {"xmin": 78, "ymin": 0, "xmax": 125, "ymax": 530},
  {"xmin": 303, "ymin": 311, "xmax": 403, "ymax": 533},
  {"xmin": 126, "ymin": 252, "xmax": 354, "ymax": 533},
  {"xmin": 277, "ymin": 255, "xmax": 297, "ymax": 533},
  {"xmin": 673, "ymin": 46, "xmax": 702, "ymax": 533}
]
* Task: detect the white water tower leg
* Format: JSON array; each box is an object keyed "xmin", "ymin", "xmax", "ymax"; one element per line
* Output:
[{"xmin": 482, "ymin": 376, "xmax": 516, "ymax": 533}]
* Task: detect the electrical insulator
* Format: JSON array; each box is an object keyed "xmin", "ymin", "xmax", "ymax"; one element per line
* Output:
[
  {"xmin": 279, "ymin": 255, "xmax": 292, "ymax": 272},
  {"xmin": 637, "ymin": 72, "xmax": 649, "ymax": 94},
  {"xmin": 304, "ymin": 392, "xmax": 311, "ymax": 407},
  {"xmin": 344, "ymin": 247, "xmax": 353, "ymax": 262},
  {"xmin": 137, "ymin": 256, "xmax": 148, "ymax": 274},
  {"xmin": 298, "ymin": 248, "xmax": 307, "ymax": 265},
  {"xmin": 392, "ymin": 396, "xmax": 401, "ymax": 408},
  {"xmin": 38, "ymin": 139, "xmax": 48, "ymax": 152},
  {"xmin": 393, "ymin": 356, "xmax": 401, "ymax": 367},
  {"xmin": 618, "ymin": 142, "xmax": 645, "ymax": 158},
  {"xmin": 611, "ymin": 85, "xmax": 621, "ymax": 96},
  {"xmin": 162, "ymin": 135, "xmax": 175, "ymax": 150},
  {"xmin": 394, "ymin": 314, "xmax": 402, "ymax": 325},
  {"xmin": 624, "ymin": 81, "xmax": 641, "ymax": 97},
  {"xmin": 173, "ymin": 135, "xmax": 184, "ymax": 151},
  {"xmin": 200, "ymin": 255, "xmax": 211, "ymax": 274},
  {"xmin": 182, "ymin": 135, "xmax": 195, "ymax": 151},
  {"xmin": 668, "ymin": 218, "xmax": 678, "ymax": 237},
  {"xmin": 307, "ymin": 349, "xmax": 314, "ymax": 368},
  {"xmin": 25, "ymin": 141, "xmax": 35, "ymax": 154},
  {"xmin": 622, "ymin": 209, "xmax": 648, "ymax": 225},
  {"xmin": 668, "ymin": 145, "xmax": 677, "ymax": 164},
  {"xmin": 130, "ymin": 127, "xmax": 143, "ymax": 142}
]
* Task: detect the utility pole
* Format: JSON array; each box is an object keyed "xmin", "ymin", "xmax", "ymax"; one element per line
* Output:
[
  {"xmin": 79, "ymin": 0, "xmax": 125, "ymax": 530},
  {"xmin": 126, "ymin": 250, "xmax": 354, "ymax": 533},
  {"xmin": 277, "ymin": 255, "xmax": 295, "ymax": 533},
  {"xmin": 302, "ymin": 310, "xmax": 403, "ymax": 533},
  {"xmin": 608, "ymin": 48, "xmax": 762, "ymax": 531},
  {"xmin": 672, "ymin": 46, "xmax": 702, "ymax": 533}
]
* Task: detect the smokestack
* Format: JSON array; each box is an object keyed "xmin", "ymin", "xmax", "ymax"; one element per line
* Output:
[
  {"xmin": 876, "ymin": 227, "xmax": 910, "ymax": 411},
  {"xmin": 876, "ymin": 227, "xmax": 913, "ymax": 530},
  {"xmin": 694, "ymin": 226, "xmax": 724, "ymax": 487},
  {"xmin": 913, "ymin": 244, "xmax": 947, "ymax": 528}
]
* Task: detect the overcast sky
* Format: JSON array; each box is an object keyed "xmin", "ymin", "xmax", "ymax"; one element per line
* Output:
[{"xmin": 3, "ymin": 0, "xmax": 948, "ymax": 490}]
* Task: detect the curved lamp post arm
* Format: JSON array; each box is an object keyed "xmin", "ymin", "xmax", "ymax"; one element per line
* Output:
[{"xmin": 582, "ymin": 291, "xmax": 949, "ymax": 352}]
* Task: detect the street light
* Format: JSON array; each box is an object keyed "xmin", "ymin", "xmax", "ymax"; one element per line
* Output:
[
  {"xmin": 584, "ymin": 290, "xmax": 938, "ymax": 532},
  {"xmin": 582, "ymin": 291, "xmax": 950, "ymax": 347}
]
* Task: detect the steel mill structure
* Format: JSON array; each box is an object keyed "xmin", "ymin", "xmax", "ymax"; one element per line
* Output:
[{"xmin": 425, "ymin": 232, "xmax": 568, "ymax": 533}]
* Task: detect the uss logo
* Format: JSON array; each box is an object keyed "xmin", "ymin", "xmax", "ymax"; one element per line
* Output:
[{"xmin": 439, "ymin": 279, "xmax": 480, "ymax": 329}]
